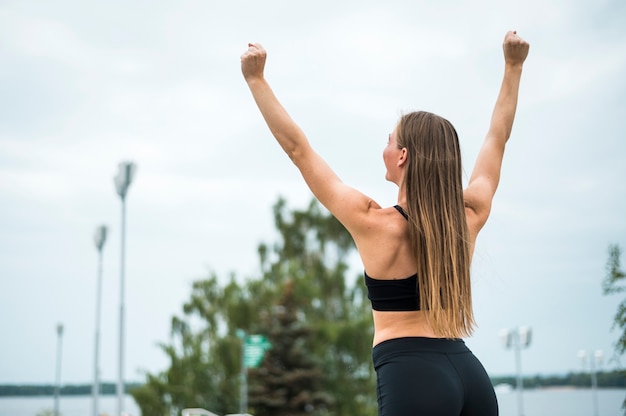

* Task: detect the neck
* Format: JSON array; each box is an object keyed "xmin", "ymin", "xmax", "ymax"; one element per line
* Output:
[{"xmin": 397, "ymin": 186, "xmax": 407, "ymax": 207}]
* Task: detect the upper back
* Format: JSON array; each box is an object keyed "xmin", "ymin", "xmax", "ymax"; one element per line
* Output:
[{"xmin": 353, "ymin": 205, "xmax": 418, "ymax": 280}]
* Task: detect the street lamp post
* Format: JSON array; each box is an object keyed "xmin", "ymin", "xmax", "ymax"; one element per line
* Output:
[
  {"xmin": 578, "ymin": 349, "xmax": 604, "ymax": 416},
  {"xmin": 93, "ymin": 225, "xmax": 108, "ymax": 416},
  {"xmin": 54, "ymin": 323, "xmax": 64, "ymax": 416},
  {"xmin": 236, "ymin": 329, "xmax": 247, "ymax": 415},
  {"xmin": 114, "ymin": 161, "xmax": 137, "ymax": 416},
  {"xmin": 500, "ymin": 326, "xmax": 532, "ymax": 416}
]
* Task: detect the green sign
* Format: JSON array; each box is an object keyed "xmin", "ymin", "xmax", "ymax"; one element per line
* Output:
[{"xmin": 244, "ymin": 334, "xmax": 271, "ymax": 368}]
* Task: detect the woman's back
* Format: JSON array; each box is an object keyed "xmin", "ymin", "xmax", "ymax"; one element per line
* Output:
[
  {"xmin": 357, "ymin": 203, "xmax": 483, "ymax": 345},
  {"xmin": 352, "ymin": 204, "xmax": 431, "ymax": 344}
]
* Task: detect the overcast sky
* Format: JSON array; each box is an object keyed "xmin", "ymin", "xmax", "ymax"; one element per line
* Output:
[{"xmin": 1, "ymin": 0, "xmax": 625, "ymax": 386}]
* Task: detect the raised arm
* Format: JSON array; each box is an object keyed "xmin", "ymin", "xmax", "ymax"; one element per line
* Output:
[
  {"xmin": 240, "ymin": 43, "xmax": 374, "ymax": 231},
  {"xmin": 464, "ymin": 31, "xmax": 530, "ymax": 234}
]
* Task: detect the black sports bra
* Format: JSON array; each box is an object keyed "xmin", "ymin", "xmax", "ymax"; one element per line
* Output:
[
  {"xmin": 365, "ymin": 272, "xmax": 420, "ymax": 311},
  {"xmin": 364, "ymin": 205, "xmax": 421, "ymax": 311}
]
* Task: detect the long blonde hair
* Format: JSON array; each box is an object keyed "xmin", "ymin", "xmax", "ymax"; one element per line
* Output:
[{"xmin": 396, "ymin": 111, "xmax": 474, "ymax": 338}]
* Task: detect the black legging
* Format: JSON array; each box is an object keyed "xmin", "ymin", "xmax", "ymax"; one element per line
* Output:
[{"xmin": 373, "ymin": 337, "xmax": 498, "ymax": 416}]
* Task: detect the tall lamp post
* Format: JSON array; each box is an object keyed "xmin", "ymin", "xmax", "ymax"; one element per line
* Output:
[
  {"xmin": 500, "ymin": 326, "xmax": 532, "ymax": 416},
  {"xmin": 236, "ymin": 329, "xmax": 247, "ymax": 415},
  {"xmin": 114, "ymin": 161, "xmax": 137, "ymax": 416},
  {"xmin": 93, "ymin": 225, "xmax": 108, "ymax": 416},
  {"xmin": 577, "ymin": 349, "xmax": 604, "ymax": 416},
  {"xmin": 54, "ymin": 323, "xmax": 64, "ymax": 416}
]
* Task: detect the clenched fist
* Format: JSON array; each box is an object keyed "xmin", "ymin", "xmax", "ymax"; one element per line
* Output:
[
  {"xmin": 503, "ymin": 31, "xmax": 529, "ymax": 66},
  {"xmin": 241, "ymin": 43, "xmax": 267, "ymax": 82}
]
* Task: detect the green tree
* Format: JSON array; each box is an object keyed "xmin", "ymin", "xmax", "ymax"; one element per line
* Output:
[
  {"xmin": 131, "ymin": 198, "xmax": 376, "ymax": 416},
  {"xmin": 248, "ymin": 280, "xmax": 333, "ymax": 416},
  {"xmin": 602, "ymin": 243, "xmax": 626, "ymax": 414},
  {"xmin": 131, "ymin": 274, "xmax": 246, "ymax": 415},
  {"xmin": 603, "ymin": 244, "xmax": 626, "ymax": 355}
]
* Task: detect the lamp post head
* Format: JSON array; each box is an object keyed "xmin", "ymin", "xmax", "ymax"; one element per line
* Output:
[
  {"xmin": 500, "ymin": 326, "xmax": 532, "ymax": 349},
  {"xmin": 594, "ymin": 350, "xmax": 604, "ymax": 366},
  {"xmin": 499, "ymin": 328, "xmax": 512, "ymax": 349},
  {"xmin": 518, "ymin": 326, "xmax": 532, "ymax": 348},
  {"xmin": 114, "ymin": 161, "xmax": 137, "ymax": 199},
  {"xmin": 93, "ymin": 225, "xmax": 108, "ymax": 251},
  {"xmin": 56, "ymin": 323, "xmax": 64, "ymax": 336}
]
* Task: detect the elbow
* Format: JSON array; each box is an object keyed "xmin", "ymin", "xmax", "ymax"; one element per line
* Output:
[
  {"xmin": 275, "ymin": 134, "xmax": 298, "ymax": 162},
  {"xmin": 503, "ymin": 126, "xmax": 513, "ymax": 142},
  {"xmin": 486, "ymin": 129, "xmax": 511, "ymax": 147},
  {"xmin": 287, "ymin": 145, "xmax": 307, "ymax": 167},
  {"xmin": 277, "ymin": 134, "xmax": 310, "ymax": 165},
  {"xmin": 270, "ymin": 127, "xmax": 308, "ymax": 162}
]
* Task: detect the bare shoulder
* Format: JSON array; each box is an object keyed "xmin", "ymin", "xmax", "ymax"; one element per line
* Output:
[
  {"xmin": 351, "ymin": 205, "xmax": 415, "ymax": 278},
  {"xmin": 357, "ymin": 203, "xmax": 405, "ymax": 232},
  {"xmin": 345, "ymin": 198, "xmax": 386, "ymax": 235}
]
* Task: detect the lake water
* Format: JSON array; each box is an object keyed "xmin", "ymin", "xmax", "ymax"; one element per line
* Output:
[
  {"xmin": 0, "ymin": 389, "xmax": 624, "ymax": 416},
  {"xmin": 497, "ymin": 388, "xmax": 624, "ymax": 416},
  {"xmin": 0, "ymin": 395, "xmax": 139, "ymax": 416}
]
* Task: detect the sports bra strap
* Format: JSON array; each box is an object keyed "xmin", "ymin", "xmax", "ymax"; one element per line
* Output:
[{"xmin": 393, "ymin": 205, "xmax": 408, "ymax": 221}]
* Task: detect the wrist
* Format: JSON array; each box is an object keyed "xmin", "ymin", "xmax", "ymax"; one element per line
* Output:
[
  {"xmin": 504, "ymin": 62, "xmax": 524, "ymax": 72},
  {"xmin": 245, "ymin": 75, "xmax": 266, "ymax": 86}
]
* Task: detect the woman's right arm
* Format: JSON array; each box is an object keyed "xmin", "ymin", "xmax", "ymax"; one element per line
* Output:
[
  {"xmin": 464, "ymin": 31, "xmax": 530, "ymax": 234},
  {"xmin": 241, "ymin": 43, "xmax": 376, "ymax": 233}
]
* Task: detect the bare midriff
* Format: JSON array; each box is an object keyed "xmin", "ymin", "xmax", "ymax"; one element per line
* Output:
[{"xmin": 372, "ymin": 310, "xmax": 439, "ymax": 346}]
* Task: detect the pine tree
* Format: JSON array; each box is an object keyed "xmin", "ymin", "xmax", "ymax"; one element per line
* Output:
[{"xmin": 248, "ymin": 280, "xmax": 333, "ymax": 416}]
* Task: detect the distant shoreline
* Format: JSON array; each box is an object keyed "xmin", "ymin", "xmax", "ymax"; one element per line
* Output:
[
  {"xmin": 1, "ymin": 370, "xmax": 624, "ymax": 397},
  {"xmin": 0, "ymin": 382, "xmax": 142, "ymax": 397},
  {"xmin": 1, "ymin": 386, "xmax": 624, "ymax": 399}
]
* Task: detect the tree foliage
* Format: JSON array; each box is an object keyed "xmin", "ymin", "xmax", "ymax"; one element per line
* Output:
[
  {"xmin": 602, "ymin": 243, "xmax": 626, "ymax": 415},
  {"xmin": 131, "ymin": 198, "xmax": 376, "ymax": 416},
  {"xmin": 248, "ymin": 280, "xmax": 333, "ymax": 416},
  {"xmin": 603, "ymin": 244, "xmax": 626, "ymax": 356}
]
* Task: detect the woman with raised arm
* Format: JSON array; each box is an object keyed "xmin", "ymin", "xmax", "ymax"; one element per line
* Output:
[{"xmin": 241, "ymin": 31, "xmax": 529, "ymax": 416}]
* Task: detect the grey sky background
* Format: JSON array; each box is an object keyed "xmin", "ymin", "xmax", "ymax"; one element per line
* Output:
[{"xmin": 1, "ymin": 0, "xmax": 625, "ymax": 385}]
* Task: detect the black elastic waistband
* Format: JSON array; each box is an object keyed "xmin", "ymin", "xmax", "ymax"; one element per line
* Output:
[{"xmin": 373, "ymin": 337, "xmax": 469, "ymax": 362}]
